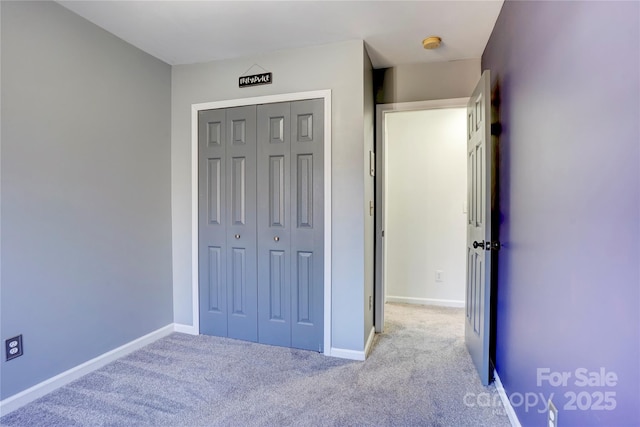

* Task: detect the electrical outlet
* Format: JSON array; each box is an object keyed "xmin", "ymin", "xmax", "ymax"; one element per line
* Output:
[
  {"xmin": 548, "ymin": 399, "xmax": 558, "ymax": 427},
  {"xmin": 435, "ymin": 270, "xmax": 444, "ymax": 282},
  {"xmin": 5, "ymin": 335, "xmax": 23, "ymax": 361},
  {"xmin": 369, "ymin": 295, "xmax": 373, "ymax": 310}
]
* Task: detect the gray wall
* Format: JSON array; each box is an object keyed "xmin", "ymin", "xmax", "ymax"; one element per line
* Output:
[
  {"xmin": 483, "ymin": 1, "xmax": 639, "ymax": 425},
  {"xmin": 1, "ymin": 1, "xmax": 173, "ymax": 399},
  {"xmin": 171, "ymin": 40, "xmax": 370, "ymax": 352},
  {"xmin": 378, "ymin": 59, "xmax": 480, "ymax": 104}
]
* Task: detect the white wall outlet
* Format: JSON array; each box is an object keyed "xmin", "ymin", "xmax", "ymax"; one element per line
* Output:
[{"xmin": 435, "ymin": 270, "xmax": 444, "ymax": 282}]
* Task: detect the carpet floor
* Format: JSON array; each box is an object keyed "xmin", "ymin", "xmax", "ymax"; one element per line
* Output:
[{"xmin": 1, "ymin": 303, "xmax": 510, "ymax": 426}]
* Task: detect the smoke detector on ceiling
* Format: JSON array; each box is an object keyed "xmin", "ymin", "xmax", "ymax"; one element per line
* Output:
[{"xmin": 422, "ymin": 36, "xmax": 442, "ymax": 50}]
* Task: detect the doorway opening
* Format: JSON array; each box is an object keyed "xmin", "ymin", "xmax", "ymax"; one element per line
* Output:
[{"xmin": 374, "ymin": 98, "xmax": 469, "ymax": 333}]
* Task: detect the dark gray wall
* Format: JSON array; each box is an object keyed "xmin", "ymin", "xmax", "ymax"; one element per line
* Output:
[
  {"xmin": 1, "ymin": 1, "xmax": 173, "ymax": 399},
  {"xmin": 483, "ymin": 1, "xmax": 639, "ymax": 425}
]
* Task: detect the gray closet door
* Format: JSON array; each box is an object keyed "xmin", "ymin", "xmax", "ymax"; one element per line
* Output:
[
  {"xmin": 290, "ymin": 99, "xmax": 324, "ymax": 352},
  {"xmin": 198, "ymin": 108, "xmax": 228, "ymax": 337},
  {"xmin": 257, "ymin": 102, "xmax": 293, "ymax": 347},
  {"xmin": 257, "ymin": 99, "xmax": 324, "ymax": 351},
  {"xmin": 198, "ymin": 106, "xmax": 258, "ymax": 341},
  {"xmin": 199, "ymin": 99, "xmax": 322, "ymax": 351},
  {"xmin": 225, "ymin": 105, "xmax": 258, "ymax": 342}
]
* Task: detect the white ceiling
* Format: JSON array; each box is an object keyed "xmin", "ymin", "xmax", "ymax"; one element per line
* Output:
[{"xmin": 57, "ymin": 1, "xmax": 504, "ymax": 69}]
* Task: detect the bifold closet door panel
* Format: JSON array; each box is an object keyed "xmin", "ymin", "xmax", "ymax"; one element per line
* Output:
[
  {"xmin": 226, "ymin": 105, "xmax": 258, "ymax": 342},
  {"xmin": 290, "ymin": 99, "xmax": 324, "ymax": 352},
  {"xmin": 257, "ymin": 102, "xmax": 292, "ymax": 347},
  {"xmin": 198, "ymin": 100, "xmax": 323, "ymax": 352},
  {"xmin": 198, "ymin": 108, "xmax": 228, "ymax": 337}
]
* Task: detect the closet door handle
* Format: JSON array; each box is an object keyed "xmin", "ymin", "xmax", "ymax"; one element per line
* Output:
[
  {"xmin": 274, "ymin": 236, "xmax": 280, "ymax": 242},
  {"xmin": 234, "ymin": 234, "xmax": 241, "ymax": 239}
]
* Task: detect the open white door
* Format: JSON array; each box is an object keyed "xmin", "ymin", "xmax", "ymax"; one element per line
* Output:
[{"xmin": 465, "ymin": 70, "xmax": 494, "ymax": 386}]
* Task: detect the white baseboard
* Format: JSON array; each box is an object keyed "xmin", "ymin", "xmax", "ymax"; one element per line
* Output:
[
  {"xmin": 494, "ymin": 369, "xmax": 521, "ymax": 427},
  {"xmin": 173, "ymin": 323, "xmax": 198, "ymax": 335},
  {"xmin": 330, "ymin": 327, "xmax": 376, "ymax": 361},
  {"xmin": 386, "ymin": 295, "xmax": 464, "ymax": 308},
  {"xmin": 329, "ymin": 347, "xmax": 366, "ymax": 361},
  {"xmin": 0, "ymin": 324, "xmax": 174, "ymax": 417},
  {"xmin": 364, "ymin": 326, "xmax": 375, "ymax": 358}
]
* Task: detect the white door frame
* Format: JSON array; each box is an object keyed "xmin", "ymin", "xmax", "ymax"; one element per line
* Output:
[
  {"xmin": 190, "ymin": 90, "xmax": 332, "ymax": 355},
  {"xmin": 374, "ymin": 97, "xmax": 468, "ymax": 333}
]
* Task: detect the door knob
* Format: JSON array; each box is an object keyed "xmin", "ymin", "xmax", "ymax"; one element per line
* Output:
[
  {"xmin": 473, "ymin": 241, "xmax": 485, "ymax": 249},
  {"xmin": 234, "ymin": 234, "xmax": 241, "ymax": 239},
  {"xmin": 274, "ymin": 236, "xmax": 280, "ymax": 242}
]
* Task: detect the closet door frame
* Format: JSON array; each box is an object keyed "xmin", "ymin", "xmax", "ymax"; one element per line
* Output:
[{"xmin": 190, "ymin": 90, "xmax": 332, "ymax": 355}]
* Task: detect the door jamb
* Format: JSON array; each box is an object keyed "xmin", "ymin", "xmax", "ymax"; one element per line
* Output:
[
  {"xmin": 190, "ymin": 90, "xmax": 332, "ymax": 355},
  {"xmin": 374, "ymin": 97, "xmax": 469, "ymax": 333}
]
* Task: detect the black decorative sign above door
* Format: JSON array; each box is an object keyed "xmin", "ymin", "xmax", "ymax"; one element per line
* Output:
[{"xmin": 239, "ymin": 72, "xmax": 272, "ymax": 88}]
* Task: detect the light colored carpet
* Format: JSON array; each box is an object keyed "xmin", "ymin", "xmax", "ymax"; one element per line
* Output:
[{"xmin": 1, "ymin": 303, "xmax": 510, "ymax": 426}]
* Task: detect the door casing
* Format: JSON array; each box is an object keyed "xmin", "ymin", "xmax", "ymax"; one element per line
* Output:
[
  {"xmin": 190, "ymin": 90, "xmax": 332, "ymax": 355},
  {"xmin": 374, "ymin": 97, "xmax": 469, "ymax": 333}
]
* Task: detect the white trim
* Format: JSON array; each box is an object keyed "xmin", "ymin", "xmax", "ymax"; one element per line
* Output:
[
  {"xmin": 0, "ymin": 324, "xmax": 174, "ymax": 417},
  {"xmin": 375, "ymin": 97, "xmax": 470, "ymax": 333},
  {"xmin": 364, "ymin": 326, "xmax": 376, "ymax": 358},
  {"xmin": 494, "ymin": 369, "xmax": 522, "ymax": 427},
  {"xmin": 322, "ymin": 94, "xmax": 332, "ymax": 356},
  {"xmin": 173, "ymin": 323, "xmax": 198, "ymax": 335},
  {"xmin": 378, "ymin": 97, "xmax": 469, "ymax": 115},
  {"xmin": 190, "ymin": 101, "xmax": 200, "ymax": 334},
  {"xmin": 385, "ymin": 296, "xmax": 465, "ymax": 308},
  {"xmin": 330, "ymin": 347, "xmax": 366, "ymax": 361},
  {"xmin": 190, "ymin": 90, "xmax": 333, "ymax": 355}
]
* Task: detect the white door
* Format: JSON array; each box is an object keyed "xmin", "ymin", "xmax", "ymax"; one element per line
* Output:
[{"xmin": 465, "ymin": 70, "xmax": 494, "ymax": 386}]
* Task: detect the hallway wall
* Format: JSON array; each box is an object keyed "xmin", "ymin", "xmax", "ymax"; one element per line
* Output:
[{"xmin": 377, "ymin": 59, "xmax": 480, "ymax": 104}]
